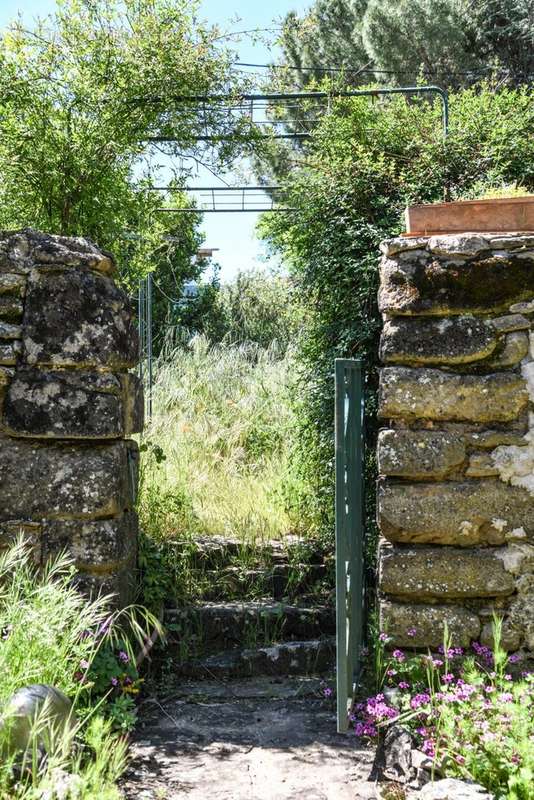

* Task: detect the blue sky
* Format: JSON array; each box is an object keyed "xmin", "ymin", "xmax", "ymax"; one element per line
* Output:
[{"xmin": 0, "ymin": 0, "xmax": 310, "ymax": 281}]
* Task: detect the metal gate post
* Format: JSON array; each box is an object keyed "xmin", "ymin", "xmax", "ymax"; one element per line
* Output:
[{"xmin": 335, "ymin": 358, "xmax": 365, "ymax": 733}]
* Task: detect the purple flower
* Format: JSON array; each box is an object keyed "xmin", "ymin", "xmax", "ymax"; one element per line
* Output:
[
  {"xmin": 422, "ymin": 739, "xmax": 435, "ymax": 758},
  {"xmin": 410, "ymin": 693, "xmax": 430, "ymax": 710},
  {"xmin": 323, "ymin": 687, "xmax": 333, "ymax": 698},
  {"xmin": 398, "ymin": 681, "xmax": 410, "ymax": 690},
  {"xmin": 118, "ymin": 650, "xmax": 129, "ymax": 664},
  {"xmin": 392, "ymin": 649, "xmax": 405, "ymax": 662},
  {"xmin": 386, "ymin": 669, "xmax": 397, "ymax": 677},
  {"xmin": 508, "ymin": 653, "xmax": 522, "ymax": 664},
  {"xmin": 455, "ymin": 754, "xmax": 466, "ymax": 765},
  {"xmin": 442, "ymin": 673, "xmax": 455, "ymax": 684},
  {"xmin": 111, "ymin": 677, "xmax": 119, "ymax": 687},
  {"xmin": 498, "ymin": 692, "xmax": 513, "ymax": 703},
  {"xmin": 432, "ymin": 659, "xmax": 444, "ymax": 668},
  {"xmin": 407, "ymin": 628, "xmax": 417, "ymax": 638},
  {"xmin": 379, "ymin": 633, "xmax": 390, "ymax": 643},
  {"xmin": 79, "ymin": 659, "xmax": 90, "ymax": 670}
]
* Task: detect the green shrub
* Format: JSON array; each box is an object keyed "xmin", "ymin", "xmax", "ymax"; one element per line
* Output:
[{"xmin": 260, "ymin": 84, "xmax": 534, "ymax": 553}]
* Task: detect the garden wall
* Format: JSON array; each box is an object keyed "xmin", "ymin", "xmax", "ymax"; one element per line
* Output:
[
  {"xmin": 377, "ymin": 232, "xmax": 534, "ymax": 653},
  {"xmin": 0, "ymin": 229, "xmax": 142, "ymax": 606}
]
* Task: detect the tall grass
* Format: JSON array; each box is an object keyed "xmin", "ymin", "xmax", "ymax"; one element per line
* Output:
[
  {"xmin": 0, "ymin": 540, "xmax": 146, "ymax": 799},
  {"xmin": 139, "ymin": 335, "xmax": 300, "ymax": 546}
]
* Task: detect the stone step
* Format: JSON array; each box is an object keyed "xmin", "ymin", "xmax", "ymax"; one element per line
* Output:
[
  {"xmin": 196, "ymin": 562, "xmax": 329, "ymax": 601},
  {"xmin": 164, "ymin": 601, "xmax": 335, "ymax": 655},
  {"xmin": 174, "ymin": 638, "xmax": 336, "ymax": 680},
  {"xmin": 168, "ymin": 534, "xmax": 327, "ymax": 571}
]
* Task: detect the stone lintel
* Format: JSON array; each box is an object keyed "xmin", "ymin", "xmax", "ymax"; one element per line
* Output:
[
  {"xmin": 378, "ymin": 479, "xmax": 534, "ymax": 546},
  {"xmin": 380, "ymin": 543, "xmax": 515, "ymax": 599},
  {"xmin": 379, "ymin": 367, "xmax": 527, "ymax": 423}
]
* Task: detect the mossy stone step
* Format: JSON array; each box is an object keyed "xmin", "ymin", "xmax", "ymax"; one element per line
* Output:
[
  {"xmin": 164, "ymin": 601, "xmax": 335, "ymax": 656},
  {"xmin": 175, "ymin": 638, "xmax": 335, "ymax": 680}
]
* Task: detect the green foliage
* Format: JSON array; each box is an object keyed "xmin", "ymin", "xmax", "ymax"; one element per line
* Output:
[
  {"xmin": 137, "ymin": 336, "xmax": 303, "ymax": 607},
  {"xmin": 0, "ymin": 0, "xmax": 245, "ymax": 289},
  {"xmin": 201, "ymin": 269, "xmax": 300, "ymax": 351},
  {"xmin": 0, "ymin": 539, "xmax": 158, "ymax": 798},
  {"xmin": 260, "ymin": 85, "xmax": 534, "ymax": 550}
]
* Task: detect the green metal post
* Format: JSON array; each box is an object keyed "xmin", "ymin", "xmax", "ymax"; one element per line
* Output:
[{"xmin": 335, "ymin": 358, "xmax": 365, "ymax": 733}]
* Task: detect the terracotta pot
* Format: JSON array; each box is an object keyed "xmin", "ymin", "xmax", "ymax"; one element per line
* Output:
[{"xmin": 405, "ymin": 196, "xmax": 534, "ymax": 235}]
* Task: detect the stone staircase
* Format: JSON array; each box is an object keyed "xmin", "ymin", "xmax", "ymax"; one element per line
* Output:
[{"xmin": 159, "ymin": 535, "xmax": 336, "ymax": 681}]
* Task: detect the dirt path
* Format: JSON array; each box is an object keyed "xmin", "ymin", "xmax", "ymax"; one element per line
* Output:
[{"xmin": 122, "ymin": 678, "xmax": 377, "ymax": 800}]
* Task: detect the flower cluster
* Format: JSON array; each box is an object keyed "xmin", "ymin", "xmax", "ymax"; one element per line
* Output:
[{"xmin": 351, "ymin": 630, "xmax": 534, "ymax": 797}]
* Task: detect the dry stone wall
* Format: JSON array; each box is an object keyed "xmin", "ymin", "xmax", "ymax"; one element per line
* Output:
[
  {"xmin": 377, "ymin": 232, "xmax": 534, "ymax": 653},
  {"xmin": 0, "ymin": 229, "xmax": 142, "ymax": 605}
]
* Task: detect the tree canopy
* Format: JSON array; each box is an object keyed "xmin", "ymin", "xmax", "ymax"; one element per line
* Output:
[
  {"xmin": 273, "ymin": 0, "xmax": 534, "ymax": 88},
  {"xmin": 0, "ymin": 0, "xmax": 245, "ymax": 288}
]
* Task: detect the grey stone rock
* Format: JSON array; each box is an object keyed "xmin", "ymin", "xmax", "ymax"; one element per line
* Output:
[
  {"xmin": 420, "ymin": 778, "xmax": 494, "ymax": 800},
  {"xmin": 378, "ymin": 479, "xmax": 534, "ymax": 546},
  {"xmin": 41, "ymin": 513, "xmax": 137, "ymax": 571},
  {"xmin": 464, "ymin": 430, "xmax": 529, "ymax": 449},
  {"xmin": 0, "ymin": 439, "xmax": 134, "ymax": 520},
  {"xmin": 490, "ymin": 234, "xmax": 534, "ymax": 250},
  {"xmin": 427, "ymin": 234, "xmax": 490, "ymax": 258},
  {"xmin": 0, "ymin": 685, "xmax": 73, "ymax": 754},
  {"xmin": 0, "ymin": 322, "xmax": 21, "ymax": 340},
  {"xmin": 3, "ymin": 368, "xmax": 124, "ymax": 439},
  {"xmin": 379, "ymin": 544, "xmax": 515, "ymax": 599},
  {"xmin": 378, "ymin": 429, "xmax": 466, "ymax": 479},
  {"xmin": 0, "ymin": 229, "xmax": 114, "ymax": 275},
  {"xmin": 380, "ymin": 237, "xmax": 429, "ymax": 257},
  {"xmin": 383, "ymin": 724, "xmax": 414, "ymax": 783},
  {"xmin": 490, "ymin": 313, "xmax": 530, "ymax": 333},
  {"xmin": 379, "ymin": 368, "xmax": 527, "ymax": 423},
  {"xmin": 379, "ymin": 249, "xmax": 534, "ymax": 316},
  {"xmin": 0, "ymin": 341, "xmax": 20, "ymax": 365},
  {"xmin": 380, "ymin": 316, "xmax": 497, "ymax": 366},
  {"xmin": 0, "ymin": 296, "xmax": 23, "ymax": 321},
  {"xmin": 22, "ymin": 268, "xmax": 138, "ymax": 369},
  {"xmin": 380, "ymin": 601, "xmax": 481, "ymax": 648}
]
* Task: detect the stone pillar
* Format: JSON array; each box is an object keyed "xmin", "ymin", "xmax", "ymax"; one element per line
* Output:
[
  {"xmin": 0, "ymin": 229, "xmax": 142, "ymax": 606},
  {"xmin": 377, "ymin": 233, "xmax": 534, "ymax": 652}
]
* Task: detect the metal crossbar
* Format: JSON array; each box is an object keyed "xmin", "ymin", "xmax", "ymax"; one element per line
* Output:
[
  {"xmin": 149, "ymin": 185, "xmax": 294, "ymax": 213},
  {"xmin": 335, "ymin": 358, "xmax": 365, "ymax": 733}
]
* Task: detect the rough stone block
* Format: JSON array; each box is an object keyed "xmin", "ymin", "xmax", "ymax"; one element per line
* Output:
[
  {"xmin": 380, "ymin": 316, "xmax": 497, "ymax": 366},
  {"xmin": 465, "ymin": 452, "xmax": 499, "ymax": 477},
  {"xmin": 379, "ymin": 367, "xmax": 527, "ymax": 423},
  {"xmin": 379, "ymin": 544, "xmax": 515, "ymax": 599},
  {"xmin": 0, "ymin": 229, "xmax": 114, "ymax": 275},
  {"xmin": 0, "ymin": 342, "xmax": 20, "ymax": 365},
  {"xmin": 73, "ymin": 559, "xmax": 137, "ymax": 607},
  {"xmin": 378, "ymin": 479, "xmax": 534, "ymax": 546},
  {"xmin": 22, "ymin": 268, "xmax": 138, "ymax": 369},
  {"xmin": 0, "ymin": 367, "xmax": 11, "ymax": 388},
  {"xmin": 0, "ymin": 296, "xmax": 23, "ymax": 321},
  {"xmin": 0, "ymin": 274, "xmax": 25, "ymax": 296},
  {"xmin": 120, "ymin": 373, "xmax": 144, "ymax": 435},
  {"xmin": 0, "ymin": 322, "xmax": 21, "ymax": 340},
  {"xmin": 380, "ymin": 601, "xmax": 481, "ymax": 648},
  {"xmin": 3, "ymin": 368, "xmax": 124, "ymax": 438},
  {"xmin": 379, "ymin": 250, "xmax": 534, "ymax": 316},
  {"xmin": 41, "ymin": 513, "xmax": 137, "ymax": 571},
  {"xmin": 484, "ymin": 331, "xmax": 528, "ymax": 368},
  {"xmin": 378, "ymin": 429, "xmax": 465, "ymax": 479},
  {"xmin": 0, "ymin": 439, "xmax": 133, "ymax": 520}
]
